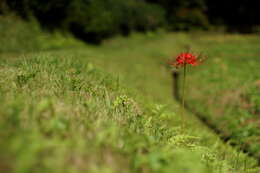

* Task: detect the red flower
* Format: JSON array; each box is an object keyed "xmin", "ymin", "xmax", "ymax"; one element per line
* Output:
[{"xmin": 170, "ymin": 52, "xmax": 198, "ymax": 68}]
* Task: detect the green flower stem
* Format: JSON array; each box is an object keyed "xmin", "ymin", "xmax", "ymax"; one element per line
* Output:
[{"xmin": 181, "ymin": 64, "xmax": 187, "ymax": 131}]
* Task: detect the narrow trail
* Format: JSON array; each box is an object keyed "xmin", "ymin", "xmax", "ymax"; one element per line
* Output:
[{"xmin": 171, "ymin": 71, "xmax": 260, "ymax": 165}]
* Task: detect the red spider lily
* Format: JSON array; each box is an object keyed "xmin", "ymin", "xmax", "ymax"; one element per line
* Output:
[
  {"xmin": 170, "ymin": 52, "xmax": 199, "ymax": 68},
  {"xmin": 167, "ymin": 51, "xmax": 205, "ymax": 131}
]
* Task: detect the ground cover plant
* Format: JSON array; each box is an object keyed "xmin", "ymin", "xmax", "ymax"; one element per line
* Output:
[
  {"xmin": 0, "ymin": 44, "xmax": 259, "ymax": 173},
  {"xmin": 86, "ymin": 32, "xmax": 260, "ymax": 162},
  {"xmin": 1, "ymin": 17, "xmax": 260, "ymax": 172},
  {"xmin": 184, "ymin": 34, "xmax": 260, "ymax": 159}
]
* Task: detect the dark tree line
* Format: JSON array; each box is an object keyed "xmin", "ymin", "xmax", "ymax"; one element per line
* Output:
[
  {"xmin": 0, "ymin": 0, "xmax": 259, "ymax": 43},
  {"xmin": 205, "ymin": 0, "xmax": 260, "ymax": 33}
]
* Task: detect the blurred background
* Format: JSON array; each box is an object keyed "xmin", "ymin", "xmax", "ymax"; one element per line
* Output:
[{"xmin": 1, "ymin": 0, "xmax": 259, "ymax": 43}]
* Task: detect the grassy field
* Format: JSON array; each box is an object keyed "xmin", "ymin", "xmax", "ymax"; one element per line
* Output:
[
  {"xmin": 184, "ymin": 34, "xmax": 260, "ymax": 159},
  {"xmin": 0, "ymin": 16, "xmax": 260, "ymax": 173}
]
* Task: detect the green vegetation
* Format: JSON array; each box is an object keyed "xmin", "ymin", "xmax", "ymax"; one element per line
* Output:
[
  {"xmin": 2, "ymin": 0, "xmax": 259, "ymax": 44},
  {"xmin": 1, "ymin": 0, "xmax": 168, "ymax": 43},
  {"xmin": 185, "ymin": 34, "xmax": 260, "ymax": 159},
  {"xmin": 0, "ymin": 15, "xmax": 85, "ymax": 53},
  {"xmin": 1, "ymin": 17, "xmax": 260, "ymax": 173}
]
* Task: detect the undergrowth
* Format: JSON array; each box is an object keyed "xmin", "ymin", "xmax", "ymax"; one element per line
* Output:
[
  {"xmin": 0, "ymin": 54, "xmax": 259, "ymax": 173},
  {"xmin": 1, "ymin": 16, "xmax": 260, "ymax": 172}
]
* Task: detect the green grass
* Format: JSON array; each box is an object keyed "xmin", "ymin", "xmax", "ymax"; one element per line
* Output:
[
  {"xmin": 0, "ymin": 15, "xmax": 85, "ymax": 53},
  {"xmin": 1, "ymin": 53, "xmax": 259, "ymax": 173},
  {"xmin": 183, "ymin": 33, "xmax": 260, "ymax": 159},
  {"xmin": 1, "ymin": 16, "xmax": 260, "ymax": 172}
]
